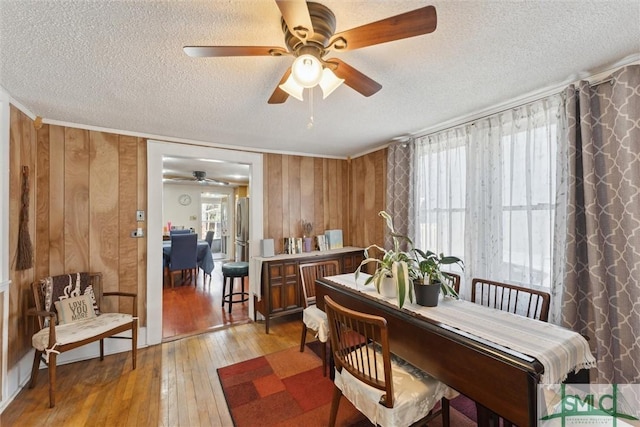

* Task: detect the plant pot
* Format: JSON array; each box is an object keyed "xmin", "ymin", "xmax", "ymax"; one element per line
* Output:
[
  {"xmin": 379, "ymin": 276, "xmax": 397, "ymax": 298},
  {"xmin": 414, "ymin": 281, "xmax": 440, "ymax": 307}
]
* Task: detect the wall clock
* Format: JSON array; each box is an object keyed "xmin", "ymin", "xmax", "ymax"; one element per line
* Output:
[{"xmin": 178, "ymin": 194, "xmax": 192, "ymax": 206}]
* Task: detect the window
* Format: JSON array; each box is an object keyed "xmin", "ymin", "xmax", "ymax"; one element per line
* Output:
[
  {"xmin": 413, "ymin": 95, "xmax": 562, "ymax": 289},
  {"xmin": 414, "ymin": 130, "xmax": 466, "ymax": 266},
  {"xmin": 201, "ymin": 197, "xmax": 222, "ymax": 239},
  {"xmin": 501, "ymin": 122, "xmax": 557, "ymax": 287}
]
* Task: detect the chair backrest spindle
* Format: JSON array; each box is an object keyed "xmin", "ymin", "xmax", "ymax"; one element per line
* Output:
[
  {"xmin": 443, "ymin": 272, "xmax": 461, "ymax": 294},
  {"xmin": 471, "ymin": 278, "xmax": 550, "ymax": 322},
  {"xmin": 299, "ymin": 260, "xmax": 340, "ymax": 308},
  {"xmin": 324, "ymin": 295, "xmax": 394, "ymax": 408}
]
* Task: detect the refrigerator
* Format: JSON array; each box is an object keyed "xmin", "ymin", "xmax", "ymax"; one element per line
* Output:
[{"xmin": 235, "ymin": 197, "xmax": 249, "ymax": 262}]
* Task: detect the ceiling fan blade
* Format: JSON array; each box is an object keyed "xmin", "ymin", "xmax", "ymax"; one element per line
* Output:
[
  {"xmin": 163, "ymin": 175, "xmax": 191, "ymax": 181},
  {"xmin": 268, "ymin": 68, "xmax": 292, "ymax": 104},
  {"xmin": 275, "ymin": 0, "xmax": 314, "ymax": 39},
  {"xmin": 183, "ymin": 46, "xmax": 288, "ymax": 57},
  {"xmin": 328, "ymin": 5, "xmax": 436, "ymax": 52},
  {"xmin": 326, "ymin": 58, "xmax": 382, "ymax": 97},
  {"xmin": 206, "ymin": 178, "xmax": 230, "ymax": 186}
]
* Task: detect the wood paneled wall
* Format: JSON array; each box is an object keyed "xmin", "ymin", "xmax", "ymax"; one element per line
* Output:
[
  {"xmin": 263, "ymin": 154, "xmax": 350, "ymax": 254},
  {"xmin": 262, "ymin": 150, "xmax": 388, "ymax": 256},
  {"xmin": 8, "ymin": 106, "xmax": 147, "ymax": 366},
  {"xmin": 348, "ymin": 149, "xmax": 387, "ymax": 251}
]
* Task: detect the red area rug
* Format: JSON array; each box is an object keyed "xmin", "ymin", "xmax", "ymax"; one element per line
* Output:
[{"xmin": 217, "ymin": 343, "xmax": 478, "ymax": 427}]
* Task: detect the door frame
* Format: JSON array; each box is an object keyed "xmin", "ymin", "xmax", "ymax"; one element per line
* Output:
[{"xmin": 146, "ymin": 140, "xmax": 263, "ymax": 345}]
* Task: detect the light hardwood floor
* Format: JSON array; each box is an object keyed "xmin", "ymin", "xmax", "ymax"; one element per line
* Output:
[{"xmin": 2, "ymin": 317, "xmax": 303, "ymax": 426}]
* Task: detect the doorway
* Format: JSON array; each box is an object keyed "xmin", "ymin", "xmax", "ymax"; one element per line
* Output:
[
  {"xmin": 201, "ymin": 192, "xmax": 231, "ymax": 261},
  {"xmin": 147, "ymin": 140, "xmax": 263, "ymax": 346}
]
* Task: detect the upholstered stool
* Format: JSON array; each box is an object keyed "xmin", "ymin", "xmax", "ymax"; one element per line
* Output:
[{"xmin": 221, "ymin": 262, "xmax": 249, "ymax": 313}]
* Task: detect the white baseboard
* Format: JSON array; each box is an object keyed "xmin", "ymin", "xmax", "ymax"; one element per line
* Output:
[{"xmin": 0, "ymin": 326, "xmax": 148, "ymax": 413}]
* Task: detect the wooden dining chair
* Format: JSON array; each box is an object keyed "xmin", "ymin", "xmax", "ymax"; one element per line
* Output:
[
  {"xmin": 470, "ymin": 278, "xmax": 550, "ymax": 426},
  {"xmin": 443, "ymin": 272, "xmax": 461, "ymax": 294},
  {"xmin": 324, "ymin": 295, "xmax": 451, "ymax": 427},
  {"xmin": 471, "ymin": 278, "xmax": 550, "ymax": 321},
  {"xmin": 167, "ymin": 233, "xmax": 198, "ymax": 287},
  {"xmin": 299, "ymin": 260, "xmax": 340, "ymax": 376}
]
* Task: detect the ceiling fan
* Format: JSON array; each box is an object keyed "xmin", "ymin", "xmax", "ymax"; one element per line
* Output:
[
  {"xmin": 184, "ymin": 1, "xmax": 437, "ymax": 103},
  {"xmin": 164, "ymin": 170, "xmax": 230, "ymax": 186}
]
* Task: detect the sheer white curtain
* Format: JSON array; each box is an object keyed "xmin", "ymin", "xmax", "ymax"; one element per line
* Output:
[
  {"xmin": 413, "ymin": 129, "xmax": 466, "ymax": 288},
  {"xmin": 463, "ymin": 118, "xmax": 505, "ymax": 298},
  {"xmin": 413, "ymin": 95, "xmax": 563, "ymax": 310}
]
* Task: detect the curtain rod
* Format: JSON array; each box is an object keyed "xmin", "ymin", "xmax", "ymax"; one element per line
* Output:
[
  {"xmin": 410, "ymin": 75, "xmax": 613, "ymax": 142},
  {"xmin": 590, "ymin": 77, "xmax": 613, "ymax": 87},
  {"xmin": 399, "ymin": 58, "xmax": 638, "ymax": 142}
]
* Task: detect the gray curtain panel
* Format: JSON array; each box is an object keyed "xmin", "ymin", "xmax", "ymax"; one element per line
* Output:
[
  {"xmin": 385, "ymin": 141, "xmax": 415, "ymax": 251},
  {"xmin": 562, "ymin": 65, "xmax": 640, "ymax": 383}
]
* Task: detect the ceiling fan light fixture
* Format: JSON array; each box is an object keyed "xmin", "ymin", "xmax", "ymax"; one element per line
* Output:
[
  {"xmin": 291, "ymin": 54, "xmax": 323, "ymax": 88},
  {"xmin": 319, "ymin": 68, "xmax": 344, "ymax": 99},
  {"xmin": 279, "ymin": 74, "xmax": 305, "ymax": 101}
]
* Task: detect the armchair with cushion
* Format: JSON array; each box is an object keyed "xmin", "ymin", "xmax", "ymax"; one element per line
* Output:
[{"xmin": 28, "ymin": 272, "xmax": 137, "ymax": 408}]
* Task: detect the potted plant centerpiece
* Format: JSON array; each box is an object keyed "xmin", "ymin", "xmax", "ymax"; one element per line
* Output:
[
  {"xmin": 411, "ymin": 249, "xmax": 464, "ymax": 307},
  {"xmin": 355, "ymin": 210, "xmax": 464, "ymax": 309},
  {"xmin": 355, "ymin": 211, "xmax": 415, "ymax": 308}
]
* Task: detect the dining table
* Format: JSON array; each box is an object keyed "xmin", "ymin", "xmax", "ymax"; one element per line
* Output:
[
  {"xmin": 162, "ymin": 239, "xmax": 215, "ymax": 275},
  {"xmin": 315, "ymin": 273, "xmax": 596, "ymax": 427}
]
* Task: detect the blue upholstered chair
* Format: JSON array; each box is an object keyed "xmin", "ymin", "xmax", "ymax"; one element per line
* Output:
[
  {"xmin": 201, "ymin": 230, "xmax": 215, "ymax": 285},
  {"xmin": 168, "ymin": 233, "xmax": 198, "ymax": 287},
  {"xmin": 204, "ymin": 230, "xmax": 214, "ymax": 248},
  {"xmin": 170, "ymin": 229, "xmax": 191, "ymax": 236}
]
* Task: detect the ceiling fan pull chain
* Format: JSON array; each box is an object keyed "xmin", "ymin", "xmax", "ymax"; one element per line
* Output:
[{"xmin": 307, "ymin": 88, "xmax": 314, "ymax": 129}]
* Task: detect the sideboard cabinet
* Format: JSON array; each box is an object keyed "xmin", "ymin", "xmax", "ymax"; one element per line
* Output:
[{"xmin": 253, "ymin": 247, "xmax": 364, "ymax": 333}]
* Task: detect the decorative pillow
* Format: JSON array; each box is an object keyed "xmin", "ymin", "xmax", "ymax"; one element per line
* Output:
[
  {"xmin": 84, "ymin": 284, "xmax": 100, "ymax": 315},
  {"xmin": 41, "ymin": 273, "xmax": 99, "ymax": 326},
  {"xmin": 54, "ymin": 294, "xmax": 98, "ymax": 324}
]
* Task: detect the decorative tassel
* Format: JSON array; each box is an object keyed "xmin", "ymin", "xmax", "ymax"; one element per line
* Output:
[{"xmin": 16, "ymin": 165, "xmax": 33, "ymax": 270}]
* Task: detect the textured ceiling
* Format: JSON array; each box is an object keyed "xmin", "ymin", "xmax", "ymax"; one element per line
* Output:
[{"xmin": 1, "ymin": 1, "xmax": 639, "ymax": 158}]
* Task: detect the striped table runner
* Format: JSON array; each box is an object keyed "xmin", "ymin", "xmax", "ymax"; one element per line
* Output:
[{"xmin": 325, "ymin": 273, "xmax": 596, "ymax": 384}]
